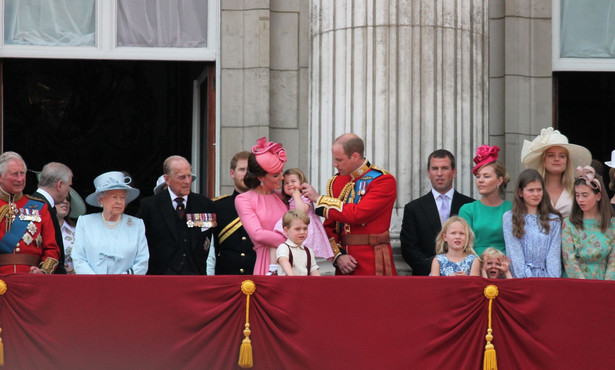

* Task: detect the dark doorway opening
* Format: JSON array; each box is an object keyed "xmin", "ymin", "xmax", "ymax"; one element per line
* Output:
[
  {"xmin": 1, "ymin": 58, "xmax": 215, "ymax": 214},
  {"xmin": 554, "ymin": 71, "xmax": 615, "ymax": 189}
]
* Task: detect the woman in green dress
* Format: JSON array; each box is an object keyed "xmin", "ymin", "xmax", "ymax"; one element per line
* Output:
[
  {"xmin": 459, "ymin": 145, "xmax": 512, "ymax": 257},
  {"xmin": 562, "ymin": 166, "xmax": 615, "ymax": 280}
]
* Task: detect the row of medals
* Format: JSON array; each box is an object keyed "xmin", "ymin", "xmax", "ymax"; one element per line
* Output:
[{"xmin": 186, "ymin": 213, "xmax": 217, "ymax": 228}]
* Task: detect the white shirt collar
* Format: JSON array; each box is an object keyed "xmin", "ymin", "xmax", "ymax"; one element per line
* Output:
[
  {"xmin": 36, "ymin": 188, "xmax": 55, "ymax": 207},
  {"xmin": 168, "ymin": 188, "xmax": 187, "ymax": 203},
  {"xmin": 285, "ymin": 239, "xmax": 304, "ymax": 249},
  {"xmin": 431, "ymin": 187, "xmax": 455, "ymax": 201}
]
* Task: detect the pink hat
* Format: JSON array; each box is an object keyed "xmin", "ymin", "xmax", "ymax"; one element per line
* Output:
[
  {"xmin": 472, "ymin": 145, "xmax": 500, "ymax": 175},
  {"xmin": 251, "ymin": 137, "xmax": 287, "ymax": 173}
]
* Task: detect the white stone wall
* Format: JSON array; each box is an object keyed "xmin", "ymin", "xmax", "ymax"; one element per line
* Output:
[
  {"xmin": 489, "ymin": 0, "xmax": 552, "ymax": 195},
  {"xmin": 219, "ymin": 0, "xmax": 310, "ymax": 196}
]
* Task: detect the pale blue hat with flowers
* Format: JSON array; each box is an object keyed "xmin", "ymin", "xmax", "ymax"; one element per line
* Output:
[{"xmin": 86, "ymin": 171, "xmax": 140, "ymax": 207}]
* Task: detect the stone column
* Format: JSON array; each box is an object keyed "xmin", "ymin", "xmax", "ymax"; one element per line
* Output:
[{"xmin": 310, "ymin": 0, "xmax": 489, "ymax": 238}]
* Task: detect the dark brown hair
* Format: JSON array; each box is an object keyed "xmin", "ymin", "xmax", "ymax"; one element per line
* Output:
[
  {"xmin": 243, "ymin": 153, "xmax": 268, "ymax": 189},
  {"xmin": 570, "ymin": 172, "xmax": 613, "ymax": 232},
  {"xmin": 511, "ymin": 169, "xmax": 561, "ymax": 239}
]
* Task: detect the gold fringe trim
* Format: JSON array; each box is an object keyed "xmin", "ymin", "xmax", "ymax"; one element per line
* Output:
[
  {"xmin": 238, "ymin": 280, "xmax": 256, "ymax": 368},
  {"xmin": 0, "ymin": 280, "xmax": 7, "ymax": 366},
  {"xmin": 483, "ymin": 285, "xmax": 499, "ymax": 370}
]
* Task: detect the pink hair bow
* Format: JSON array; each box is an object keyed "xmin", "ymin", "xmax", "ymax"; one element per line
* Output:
[
  {"xmin": 251, "ymin": 137, "xmax": 287, "ymax": 173},
  {"xmin": 575, "ymin": 166, "xmax": 600, "ymax": 190}
]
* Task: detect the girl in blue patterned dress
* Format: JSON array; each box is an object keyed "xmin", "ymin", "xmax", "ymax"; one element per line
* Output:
[
  {"xmin": 430, "ymin": 216, "xmax": 480, "ymax": 276},
  {"xmin": 503, "ymin": 169, "xmax": 563, "ymax": 278},
  {"xmin": 561, "ymin": 166, "xmax": 615, "ymax": 280}
]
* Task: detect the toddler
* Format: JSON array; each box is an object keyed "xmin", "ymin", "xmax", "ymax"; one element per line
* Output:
[
  {"xmin": 430, "ymin": 216, "xmax": 480, "ymax": 276},
  {"xmin": 480, "ymin": 247, "xmax": 513, "ymax": 279},
  {"xmin": 277, "ymin": 210, "xmax": 320, "ymax": 276},
  {"xmin": 273, "ymin": 168, "xmax": 334, "ymax": 259}
]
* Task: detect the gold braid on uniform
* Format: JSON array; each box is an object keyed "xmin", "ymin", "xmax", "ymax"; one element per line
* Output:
[{"xmin": 0, "ymin": 189, "xmax": 21, "ymax": 232}]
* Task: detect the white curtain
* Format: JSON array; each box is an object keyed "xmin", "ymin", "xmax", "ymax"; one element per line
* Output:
[
  {"xmin": 560, "ymin": 0, "xmax": 615, "ymax": 58},
  {"xmin": 117, "ymin": 0, "xmax": 207, "ymax": 48},
  {"xmin": 4, "ymin": 0, "xmax": 95, "ymax": 46}
]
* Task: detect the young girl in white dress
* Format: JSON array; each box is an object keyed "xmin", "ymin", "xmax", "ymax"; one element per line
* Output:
[{"xmin": 430, "ymin": 216, "xmax": 480, "ymax": 276}]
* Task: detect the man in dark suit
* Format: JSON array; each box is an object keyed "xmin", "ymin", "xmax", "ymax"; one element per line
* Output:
[
  {"xmin": 138, "ymin": 155, "xmax": 216, "ymax": 275},
  {"xmin": 400, "ymin": 149, "xmax": 473, "ymax": 276},
  {"xmin": 212, "ymin": 151, "xmax": 256, "ymax": 275},
  {"xmin": 33, "ymin": 162, "xmax": 73, "ymax": 274}
]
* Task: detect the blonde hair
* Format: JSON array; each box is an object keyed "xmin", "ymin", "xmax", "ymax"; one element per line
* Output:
[
  {"xmin": 435, "ymin": 216, "xmax": 477, "ymax": 256},
  {"xmin": 480, "ymin": 247, "xmax": 505, "ymax": 263},
  {"xmin": 282, "ymin": 209, "xmax": 310, "ymax": 228},
  {"xmin": 476, "ymin": 161, "xmax": 510, "ymax": 196},
  {"xmin": 537, "ymin": 146, "xmax": 575, "ymax": 194},
  {"xmin": 282, "ymin": 168, "xmax": 308, "ymax": 202}
]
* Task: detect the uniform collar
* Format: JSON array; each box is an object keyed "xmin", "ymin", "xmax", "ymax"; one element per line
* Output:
[
  {"xmin": 350, "ymin": 159, "xmax": 371, "ymax": 180},
  {"xmin": 0, "ymin": 187, "xmax": 23, "ymax": 203}
]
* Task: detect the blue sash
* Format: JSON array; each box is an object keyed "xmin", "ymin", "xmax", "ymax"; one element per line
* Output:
[
  {"xmin": 347, "ymin": 169, "xmax": 383, "ymax": 205},
  {"xmin": 0, "ymin": 199, "xmax": 43, "ymax": 254}
]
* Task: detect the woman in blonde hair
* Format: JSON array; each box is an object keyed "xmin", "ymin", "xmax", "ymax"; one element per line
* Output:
[
  {"xmin": 459, "ymin": 145, "xmax": 512, "ymax": 256},
  {"xmin": 521, "ymin": 127, "xmax": 591, "ymax": 217}
]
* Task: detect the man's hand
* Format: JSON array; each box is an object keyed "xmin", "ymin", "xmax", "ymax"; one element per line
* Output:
[
  {"xmin": 29, "ymin": 266, "xmax": 44, "ymax": 274},
  {"xmin": 300, "ymin": 183, "xmax": 320, "ymax": 203},
  {"xmin": 336, "ymin": 254, "xmax": 358, "ymax": 274}
]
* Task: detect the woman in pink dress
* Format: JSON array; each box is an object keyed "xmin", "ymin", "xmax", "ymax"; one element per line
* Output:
[{"xmin": 235, "ymin": 137, "xmax": 288, "ymax": 275}]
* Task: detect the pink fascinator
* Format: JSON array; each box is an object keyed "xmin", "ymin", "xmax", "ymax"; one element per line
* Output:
[
  {"xmin": 575, "ymin": 166, "xmax": 601, "ymax": 191},
  {"xmin": 251, "ymin": 137, "xmax": 287, "ymax": 173},
  {"xmin": 472, "ymin": 145, "xmax": 500, "ymax": 175}
]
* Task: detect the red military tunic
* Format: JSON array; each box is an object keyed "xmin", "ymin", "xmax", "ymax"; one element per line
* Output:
[
  {"xmin": 316, "ymin": 160, "xmax": 397, "ymax": 276},
  {"xmin": 0, "ymin": 193, "xmax": 60, "ymax": 274}
]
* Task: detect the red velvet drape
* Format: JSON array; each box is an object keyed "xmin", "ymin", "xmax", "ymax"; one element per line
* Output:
[{"xmin": 0, "ymin": 275, "xmax": 613, "ymax": 369}]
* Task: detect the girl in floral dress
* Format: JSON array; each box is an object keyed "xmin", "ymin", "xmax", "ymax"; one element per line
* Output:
[
  {"xmin": 562, "ymin": 166, "xmax": 615, "ymax": 280},
  {"xmin": 430, "ymin": 216, "xmax": 480, "ymax": 276}
]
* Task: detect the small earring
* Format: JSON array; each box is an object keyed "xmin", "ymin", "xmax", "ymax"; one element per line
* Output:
[{"xmin": 497, "ymin": 185, "xmax": 500, "ymax": 189}]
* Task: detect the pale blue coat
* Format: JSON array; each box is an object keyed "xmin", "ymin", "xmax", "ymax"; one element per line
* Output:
[{"xmin": 73, "ymin": 213, "xmax": 149, "ymax": 275}]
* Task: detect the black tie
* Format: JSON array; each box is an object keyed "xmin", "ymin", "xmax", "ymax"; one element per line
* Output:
[{"xmin": 175, "ymin": 197, "xmax": 185, "ymax": 219}]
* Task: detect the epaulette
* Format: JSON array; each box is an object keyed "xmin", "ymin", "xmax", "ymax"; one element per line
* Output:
[
  {"xmin": 213, "ymin": 194, "xmax": 231, "ymax": 202},
  {"xmin": 370, "ymin": 165, "xmax": 390, "ymax": 175},
  {"xmin": 26, "ymin": 194, "xmax": 46, "ymax": 203}
]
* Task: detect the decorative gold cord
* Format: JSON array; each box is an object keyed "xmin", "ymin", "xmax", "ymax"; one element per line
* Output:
[
  {"xmin": 483, "ymin": 285, "xmax": 499, "ymax": 370},
  {"xmin": 238, "ymin": 280, "xmax": 256, "ymax": 368}
]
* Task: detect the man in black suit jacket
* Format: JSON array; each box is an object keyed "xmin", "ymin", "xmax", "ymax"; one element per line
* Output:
[
  {"xmin": 138, "ymin": 155, "xmax": 215, "ymax": 275},
  {"xmin": 400, "ymin": 150, "xmax": 473, "ymax": 276},
  {"xmin": 32, "ymin": 162, "xmax": 74, "ymax": 274},
  {"xmin": 212, "ymin": 151, "xmax": 256, "ymax": 275}
]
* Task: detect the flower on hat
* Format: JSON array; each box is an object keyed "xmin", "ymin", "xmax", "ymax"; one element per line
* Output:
[
  {"xmin": 575, "ymin": 166, "xmax": 601, "ymax": 191},
  {"xmin": 473, "ymin": 145, "xmax": 500, "ymax": 175}
]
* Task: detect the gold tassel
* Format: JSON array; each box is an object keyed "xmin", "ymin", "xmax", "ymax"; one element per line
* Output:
[
  {"xmin": 483, "ymin": 285, "xmax": 499, "ymax": 370},
  {"xmin": 0, "ymin": 279, "xmax": 7, "ymax": 366},
  {"xmin": 238, "ymin": 280, "xmax": 256, "ymax": 369}
]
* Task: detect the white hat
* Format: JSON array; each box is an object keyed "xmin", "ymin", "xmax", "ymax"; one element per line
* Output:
[
  {"xmin": 520, "ymin": 127, "xmax": 591, "ymax": 170},
  {"xmin": 85, "ymin": 171, "xmax": 140, "ymax": 207},
  {"xmin": 605, "ymin": 150, "xmax": 615, "ymax": 168},
  {"xmin": 153, "ymin": 175, "xmax": 167, "ymax": 194}
]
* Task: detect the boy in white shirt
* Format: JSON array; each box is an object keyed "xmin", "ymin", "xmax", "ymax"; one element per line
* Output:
[{"xmin": 276, "ymin": 210, "xmax": 320, "ymax": 276}]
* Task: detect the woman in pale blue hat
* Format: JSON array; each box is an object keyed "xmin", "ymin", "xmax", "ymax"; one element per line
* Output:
[{"xmin": 72, "ymin": 171, "xmax": 149, "ymax": 274}]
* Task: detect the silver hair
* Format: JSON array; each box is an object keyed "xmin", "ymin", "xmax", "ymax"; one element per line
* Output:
[
  {"xmin": 0, "ymin": 152, "xmax": 27, "ymax": 176},
  {"xmin": 39, "ymin": 162, "xmax": 72, "ymax": 188}
]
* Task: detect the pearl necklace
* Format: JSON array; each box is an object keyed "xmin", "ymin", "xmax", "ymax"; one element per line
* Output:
[{"xmin": 101, "ymin": 213, "xmax": 121, "ymax": 229}]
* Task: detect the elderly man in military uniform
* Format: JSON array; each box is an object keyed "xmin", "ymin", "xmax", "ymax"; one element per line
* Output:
[
  {"xmin": 0, "ymin": 152, "xmax": 60, "ymax": 274},
  {"xmin": 301, "ymin": 133, "xmax": 397, "ymax": 276},
  {"xmin": 212, "ymin": 151, "xmax": 256, "ymax": 275}
]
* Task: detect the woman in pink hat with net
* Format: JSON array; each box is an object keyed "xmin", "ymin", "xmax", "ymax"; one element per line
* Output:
[{"xmin": 235, "ymin": 137, "xmax": 288, "ymax": 275}]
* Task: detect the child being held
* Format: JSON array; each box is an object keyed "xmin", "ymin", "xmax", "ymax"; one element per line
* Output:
[
  {"xmin": 480, "ymin": 247, "xmax": 513, "ymax": 279},
  {"xmin": 277, "ymin": 210, "xmax": 320, "ymax": 276},
  {"xmin": 273, "ymin": 168, "xmax": 334, "ymax": 259},
  {"xmin": 430, "ymin": 216, "xmax": 480, "ymax": 276}
]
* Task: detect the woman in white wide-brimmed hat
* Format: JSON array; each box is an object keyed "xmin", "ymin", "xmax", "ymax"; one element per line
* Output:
[
  {"xmin": 72, "ymin": 171, "xmax": 149, "ymax": 274},
  {"xmin": 521, "ymin": 127, "xmax": 592, "ymax": 217}
]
